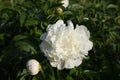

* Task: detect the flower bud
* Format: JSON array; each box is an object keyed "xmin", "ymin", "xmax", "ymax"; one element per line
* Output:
[
  {"xmin": 26, "ymin": 59, "xmax": 41, "ymax": 75},
  {"xmin": 55, "ymin": 7, "xmax": 63, "ymax": 15},
  {"xmin": 59, "ymin": 0, "xmax": 69, "ymax": 8}
]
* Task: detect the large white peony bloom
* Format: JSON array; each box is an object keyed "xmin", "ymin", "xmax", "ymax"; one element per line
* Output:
[
  {"xmin": 26, "ymin": 59, "xmax": 41, "ymax": 75},
  {"xmin": 40, "ymin": 20, "xmax": 93, "ymax": 70}
]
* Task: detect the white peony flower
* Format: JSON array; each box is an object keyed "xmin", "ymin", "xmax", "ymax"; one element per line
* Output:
[
  {"xmin": 60, "ymin": 0, "xmax": 69, "ymax": 8},
  {"xmin": 40, "ymin": 20, "xmax": 93, "ymax": 70},
  {"xmin": 26, "ymin": 59, "xmax": 41, "ymax": 75}
]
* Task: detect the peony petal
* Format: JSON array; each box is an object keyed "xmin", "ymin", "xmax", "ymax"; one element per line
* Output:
[
  {"xmin": 40, "ymin": 33, "xmax": 47, "ymax": 40},
  {"xmin": 64, "ymin": 59, "xmax": 74, "ymax": 68},
  {"xmin": 55, "ymin": 20, "xmax": 64, "ymax": 27},
  {"xmin": 40, "ymin": 41, "xmax": 52, "ymax": 55},
  {"xmin": 50, "ymin": 61, "xmax": 58, "ymax": 67},
  {"xmin": 85, "ymin": 41, "xmax": 93, "ymax": 51},
  {"xmin": 46, "ymin": 24, "xmax": 52, "ymax": 31},
  {"xmin": 75, "ymin": 25, "xmax": 90, "ymax": 38},
  {"xmin": 60, "ymin": 0, "xmax": 69, "ymax": 8},
  {"xmin": 57, "ymin": 60, "xmax": 65, "ymax": 70},
  {"xmin": 67, "ymin": 20, "xmax": 74, "ymax": 29},
  {"xmin": 64, "ymin": 58, "xmax": 82, "ymax": 69}
]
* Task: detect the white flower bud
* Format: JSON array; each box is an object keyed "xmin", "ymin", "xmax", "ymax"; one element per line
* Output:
[
  {"xmin": 60, "ymin": 0, "xmax": 69, "ymax": 8},
  {"xmin": 26, "ymin": 59, "xmax": 41, "ymax": 75}
]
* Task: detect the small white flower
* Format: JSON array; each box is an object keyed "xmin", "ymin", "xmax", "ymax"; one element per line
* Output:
[
  {"xmin": 60, "ymin": 0, "xmax": 69, "ymax": 8},
  {"xmin": 40, "ymin": 20, "xmax": 93, "ymax": 70},
  {"xmin": 26, "ymin": 59, "xmax": 41, "ymax": 75}
]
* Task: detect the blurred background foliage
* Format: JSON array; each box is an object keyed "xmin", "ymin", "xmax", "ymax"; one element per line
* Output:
[{"xmin": 0, "ymin": 0, "xmax": 120, "ymax": 80}]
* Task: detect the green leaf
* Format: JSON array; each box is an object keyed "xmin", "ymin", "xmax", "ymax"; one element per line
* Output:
[
  {"xmin": 12, "ymin": 35, "xmax": 28, "ymax": 41},
  {"xmin": 25, "ymin": 18, "xmax": 39, "ymax": 26},
  {"xmin": 70, "ymin": 4, "xmax": 84, "ymax": 10},
  {"xmin": 83, "ymin": 70, "xmax": 91, "ymax": 73},
  {"xmin": 95, "ymin": 4, "xmax": 101, "ymax": 8},
  {"xmin": 47, "ymin": 14, "xmax": 56, "ymax": 20},
  {"xmin": 14, "ymin": 41, "xmax": 37, "ymax": 54},
  {"xmin": 69, "ymin": 68, "xmax": 77, "ymax": 75},
  {"xmin": 63, "ymin": 11, "xmax": 73, "ymax": 15},
  {"xmin": 0, "ymin": 33, "xmax": 4, "ymax": 40},
  {"xmin": 107, "ymin": 4, "xmax": 118, "ymax": 10},
  {"xmin": 20, "ymin": 13, "xmax": 26, "ymax": 27},
  {"xmin": 35, "ymin": 29, "xmax": 43, "ymax": 36},
  {"xmin": 32, "ymin": 76, "xmax": 38, "ymax": 80},
  {"xmin": 17, "ymin": 69, "xmax": 28, "ymax": 80},
  {"xmin": 66, "ymin": 76, "xmax": 74, "ymax": 80}
]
